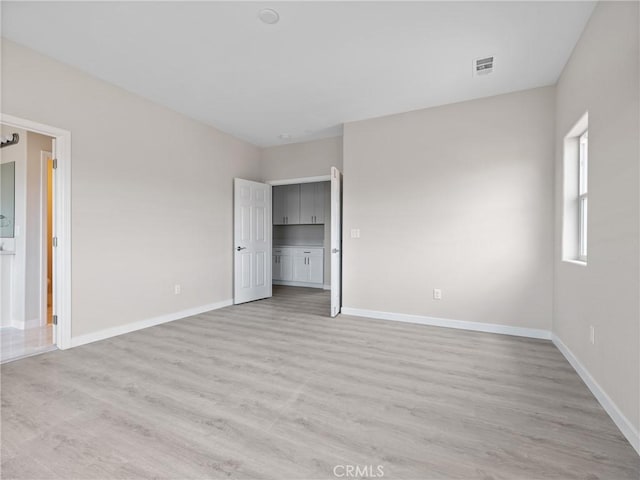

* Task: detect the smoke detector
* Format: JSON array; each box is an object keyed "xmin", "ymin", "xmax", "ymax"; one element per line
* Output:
[
  {"xmin": 258, "ymin": 8, "xmax": 280, "ymax": 25},
  {"xmin": 473, "ymin": 56, "xmax": 494, "ymax": 76}
]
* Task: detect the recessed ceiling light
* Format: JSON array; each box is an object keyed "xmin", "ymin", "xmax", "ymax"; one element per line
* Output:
[
  {"xmin": 258, "ymin": 8, "xmax": 280, "ymax": 25},
  {"xmin": 278, "ymin": 133, "xmax": 291, "ymax": 140}
]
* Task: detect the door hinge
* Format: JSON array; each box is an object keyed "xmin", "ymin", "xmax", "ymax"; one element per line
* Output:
[
  {"xmin": 53, "ymin": 236, "xmax": 58, "ymax": 247},
  {"xmin": 52, "ymin": 158, "xmax": 58, "ymax": 169},
  {"xmin": 52, "ymin": 315, "xmax": 58, "ymax": 325}
]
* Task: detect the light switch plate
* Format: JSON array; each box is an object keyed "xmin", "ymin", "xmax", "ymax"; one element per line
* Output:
[{"xmin": 350, "ymin": 229, "xmax": 360, "ymax": 239}]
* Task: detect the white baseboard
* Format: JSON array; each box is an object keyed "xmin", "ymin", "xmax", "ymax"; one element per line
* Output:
[
  {"xmin": 341, "ymin": 307, "xmax": 551, "ymax": 340},
  {"xmin": 273, "ymin": 280, "xmax": 324, "ymax": 289},
  {"xmin": 70, "ymin": 299, "xmax": 233, "ymax": 348},
  {"xmin": 10, "ymin": 318, "xmax": 40, "ymax": 330},
  {"xmin": 323, "ymin": 284, "xmax": 331, "ymax": 290},
  {"xmin": 552, "ymin": 334, "xmax": 640, "ymax": 455}
]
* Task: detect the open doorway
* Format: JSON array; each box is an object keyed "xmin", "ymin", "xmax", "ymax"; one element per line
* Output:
[
  {"xmin": 270, "ymin": 175, "xmax": 331, "ymax": 317},
  {"xmin": 0, "ymin": 115, "xmax": 72, "ymax": 362},
  {"xmin": 233, "ymin": 169, "xmax": 342, "ymax": 317}
]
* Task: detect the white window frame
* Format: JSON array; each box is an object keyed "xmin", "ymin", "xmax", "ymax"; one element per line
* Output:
[
  {"xmin": 577, "ymin": 130, "xmax": 588, "ymax": 262},
  {"xmin": 561, "ymin": 112, "xmax": 588, "ymax": 266}
]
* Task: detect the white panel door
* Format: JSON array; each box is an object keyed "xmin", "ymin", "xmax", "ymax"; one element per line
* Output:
[
  {"xmin": 330, "ymin": 167, "xmax": 342, "ymax": 317},
  {"xmin": 234, "ymin": 178, "xmax": 272, "ymax": 304}
]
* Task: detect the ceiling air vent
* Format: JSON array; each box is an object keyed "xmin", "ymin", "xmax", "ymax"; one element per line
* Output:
[{"xmin": 474, "ymin": 56, "xmax": 494, "ymax": 76}]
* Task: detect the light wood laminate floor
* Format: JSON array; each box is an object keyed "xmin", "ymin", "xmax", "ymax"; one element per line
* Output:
[{"xmin": 1, "ymin": 286, "xmax": 638, "ymax": 479}]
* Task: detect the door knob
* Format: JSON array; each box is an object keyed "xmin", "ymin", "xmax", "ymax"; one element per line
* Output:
[{"xmin": 236, "ymin": 246, "xmax": 246, "ymax": 251}]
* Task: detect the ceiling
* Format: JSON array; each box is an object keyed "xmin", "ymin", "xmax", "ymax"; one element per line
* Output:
[{"xmin": 2, "ymin": 2, "xmax": 595, "ymax": 147}]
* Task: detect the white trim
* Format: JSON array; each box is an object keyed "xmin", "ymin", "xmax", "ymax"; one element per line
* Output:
[
  {"xmin": 341, "ymin": 307, "xmax": 552, "ymax": 340},
  {"xmin": 552, "ymin": 333, "xmax": 640, "ymax": 455},
  {"xmin": 273, "ymin": 280, "xmax": 324, "ymax": 289},
  {"xmin": 11, "ymin": 318, "xmax": 41, "ymax": 330},
  {"xmin": 267, "ymin": 175, "xmax": 331, "ymax": 186},
  {"xmin": 1, "ymin": 114, "xmax": 72, "ymax": 350},
  {"xmin": 70, "ymin": 299, "xmax": 233, "ymax": 348},
  {"xmin": 563, "ymin": 259, "xmax": 587, "ymax": 267},
  {"xmin": 323, "ymin": 284, "xmax": 331, "ymax": 290}
]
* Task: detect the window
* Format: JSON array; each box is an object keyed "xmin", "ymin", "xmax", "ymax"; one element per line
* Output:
[
  {"xmin": 578, "ymin": 130, "xmax": 588, "ymax": 261},
  {"xmin": 562, "ymin": 112, "xmax": 588, "ymax": 264}
]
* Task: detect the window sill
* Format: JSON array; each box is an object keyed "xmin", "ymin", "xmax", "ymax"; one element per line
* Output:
[{"xmin": 563, "ymin": 259, "xmax": 587, "ymax": 267}]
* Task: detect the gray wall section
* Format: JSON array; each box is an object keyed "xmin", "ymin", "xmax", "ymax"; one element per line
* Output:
[
  {"xmin": 342, "ymin": 86, "xmax": 556, "ymax": 331},
  {"xmin": 553, "ymin": 1, "xmax": 640, "ymax": 433},
  {"xmin": 2, "ymin": 39, "xmax": 261, "ymax": 337}
]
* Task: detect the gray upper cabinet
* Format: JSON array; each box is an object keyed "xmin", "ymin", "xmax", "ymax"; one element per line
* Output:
[
  {"xmin": 299, "ymin": 182, "xmax": 325, "ymax": 224},
  {"xmin": 274, "ymin": 182, "xmax": 325, "ymax": 225},
  {"xmin": 273, "ymin": 185, "xmax": 301, "ymax": 225}
]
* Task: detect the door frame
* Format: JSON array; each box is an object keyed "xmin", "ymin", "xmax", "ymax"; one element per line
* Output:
[
  {"xmin": 266, "ymin": 173, "xmax": 337, "ymax": 300},
  {"xmin": 1, "ymin": 113, "xmax": 72, "ymax": 350},
  {"xmin": 267, "ymin": 175, "xmax": 331, "ymax": 186}
]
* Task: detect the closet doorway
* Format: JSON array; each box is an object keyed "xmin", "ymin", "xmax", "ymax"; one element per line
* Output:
[{"xmin": 269, "ymin": 170, "xmax": 342, "ymax": 317}]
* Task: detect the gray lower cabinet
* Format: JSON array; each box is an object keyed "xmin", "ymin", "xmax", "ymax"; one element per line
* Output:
[
  {"xmin": 273, "ymin": 247, "xmax": 293, "ymax": 280},
  {"xmin": 273, "ymin": 246, "xmax": 323, "ymax": 287}
]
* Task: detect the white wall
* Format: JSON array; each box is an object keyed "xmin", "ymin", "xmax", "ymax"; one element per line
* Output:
[
  {"xmin": 260, "ymin": 136, "xmax": 343, "ymax": 181},
  {"xmin": 1, "ymin": 39, "xmax": 261, "ymax": 338},
  {"xmin": 342, "ymin": 86, "xmax": 556, "ymax": 330},
  {"xmin": 553, "ymin": 1, "xmax": 639, "ymax": 437}
]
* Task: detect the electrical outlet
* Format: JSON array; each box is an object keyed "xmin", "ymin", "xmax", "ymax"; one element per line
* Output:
[
  {"xmin": 174, "ymin": 284, "xmax": 181, "ymax": 295},
  {"xmin": 589, "ymin": 326, "xmax": 595, "ymax": 345},
  {"xmin": 433, "ymin": 288, "xmax": 442, "ymax": 300}
]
